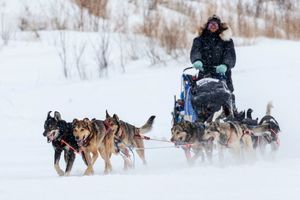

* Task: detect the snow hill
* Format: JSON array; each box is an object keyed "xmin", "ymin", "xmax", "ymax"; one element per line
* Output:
[{"xmin": 1, "ymin": 35, "xmax": 300, "ymax": 200}]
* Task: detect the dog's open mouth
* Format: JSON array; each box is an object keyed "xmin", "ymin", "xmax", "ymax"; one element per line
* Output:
[
  {"xmin": 46, "ymin": 130, "xmax": 59, "ymax": 143},
  {"xmin": 76, "ymin": 135, "xmax": 87, "ymax": 146},
  {"xmin": 174, "ymin": 141, "xmax": 186, "ymax": 147},
  {"xmin": 207, "ymin": 137, "xmax": 214, "ymax": 142},
  {"xmin": 203, "ymin": 136, "xmax": 214, "ymax": 143}
]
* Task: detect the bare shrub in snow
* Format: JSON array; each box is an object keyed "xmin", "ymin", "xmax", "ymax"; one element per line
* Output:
[
  {"xmin": 92, "ymin": 22, "xmax": 110, "ymax": 78},
  {"xmin": 235, "ymin": 0, "xmax": 300, "ymax": 39},
  {"xmin": 113, "ymin": 10, "xmax": 129, "ymax": 33},
  {"xmin": 73, "ymin": 0, "xmax": 109, "ymax": 19},
  {"xmin": 0, "ymin": 13, "xmax": 14, "ymax": 45},
  {"xmin": 49, "ymin": 2, "xmax": 68, "ymax": 30},
  {"xmin": 146, "ymin": 37, "xmax": 164, "ymax": 66},
  {"xmin": 158, "ymin": 19, "xmax": 189, "ymax": 57},
  {"xmin": 162, "ymin": 0, "xmax": 195, "ymax": 17},
  {"xmin": 73, "ymin": 41, "xmax": 88, "ymax": 80},
  {"xmin": 116, "ymin": 34, "xmax": 126, "ymax": 73},
  {"xmin": 236, "ymin": 0, "xmax": 255, "ymax": 38},
  {"xmin": 0, "ymin": 4, "xmax": 15, "ymax": 45},
  {"xmin": 148, "ymin": 0, "xmax": 165, "ymax": 10},
  {"xmin": 128, "ymin": 36, "xmax": 140, "ymax": 61},
  {"xmin": 56, "ymin": 31, "xmax": 69, "ymax": 78},
  {"xmin": 135, "ymin": 9, "xmax": 161, "ymax": 38},
  {"xmin": 19, "ymin": 6, "xmax": 48, "ymax": 32}
]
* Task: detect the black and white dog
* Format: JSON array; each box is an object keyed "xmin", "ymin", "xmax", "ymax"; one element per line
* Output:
[{"xmin": 43, "ymin": 111, "xmax": 86, "ymax": 176}]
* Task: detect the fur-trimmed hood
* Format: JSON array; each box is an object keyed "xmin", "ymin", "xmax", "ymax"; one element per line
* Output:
[{"xmin": 197, "ymin": 22, "xmax": 232, "ymax": 41}]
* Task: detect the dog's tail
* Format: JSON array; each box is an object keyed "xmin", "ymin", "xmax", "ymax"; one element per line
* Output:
[
  {"xmin": 266, "ymin": 101, "xmax": 273, "ymax": 115},
  {"xmin": 246, "ymin": 108, "xmax": 253, "ymax": 119},
  {"xmin": 139, "ymin": 116, "xmax": 156, "ymax": 134}
]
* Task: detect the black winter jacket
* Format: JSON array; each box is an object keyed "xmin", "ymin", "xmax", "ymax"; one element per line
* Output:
[{"xmin": 190, "ymin": 24, "xmax": 236, "ymax": 91}]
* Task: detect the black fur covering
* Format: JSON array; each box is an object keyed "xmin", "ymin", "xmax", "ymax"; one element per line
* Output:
[{"xmin": 43, "ymin": 111, "xmax": 86, "ymax": 175}]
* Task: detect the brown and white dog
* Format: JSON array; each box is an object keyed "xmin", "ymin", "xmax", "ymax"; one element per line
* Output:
[
  {"xmin": 171, "ymin": 120, "xmax": 213, "ymax": 165},
  {"xmin": 203, "ymin": 108, "xmax": 255, "ymax": 162},
  {"xmin": 72, "ymin": 118, "xmax": 111, "ymax": 175},
  {"xmin": 104, "ymin": 111, "xmax": 155, "ymax": 169},
  {"xmin": 242, "ymin": 102, "xmax": 280, "ymax": 155}
]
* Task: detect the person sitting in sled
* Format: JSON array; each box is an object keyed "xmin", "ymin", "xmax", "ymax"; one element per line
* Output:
[{"xmin": 190, "ymin": 14, "xmax": 237, "ymax": 113}]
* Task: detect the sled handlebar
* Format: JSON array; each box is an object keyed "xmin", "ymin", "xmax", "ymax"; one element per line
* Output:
[
  {"xmin": 183, "ymin": 66, "xmax": 193, "ymax": 72},
  {"xmin": 182, "ymin": 66, "xmax": 227, "ymax": 82}
]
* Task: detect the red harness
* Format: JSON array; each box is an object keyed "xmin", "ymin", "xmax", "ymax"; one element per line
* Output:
[
  {"xmin": 242, "ymin": 129, "xmax": 253, "ymax": 137},
  {"xmin": 60, "ymin": 139, "xmax": 82, "ymax": 154},
  {"xmin": 270, "ymin": 129, "xmax": 280, "ymax": 146},
  {"xmin": 103, "ymin": 121, "xmax": 112, "ymax": 134}
]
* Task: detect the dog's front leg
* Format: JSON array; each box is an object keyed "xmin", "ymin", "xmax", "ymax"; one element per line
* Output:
[
  {"xmin": 183, "ymin": 148, "xmax": 192, "ymax": 164},
  {"xmin": 190, "ymin": 148, "xmax": 203, "ymax": 165},
  {"xmin": 84, "ymin": 150, "xmax": 98, "ymax": 175},
  {"xmin": 81, "ymin": 151, "xmax": 88, "ymax": 166},
  {"xmin": 205, "ymin": 142, "xmax": 213, "ymax": 164},
  {"xmin": 65, "ymin": 151, "xmax": 75, "ymax": 176},
  {"xmin": 99, "ymin": 145, "xmax": 113, "ymax": 174},
  {"xmin": 83, "ymin": 150, "xmax": 94, "ymax": 176},
  {"xmin": 229, "ymin": 145, "xmax": 242, "ymax": 163},
  {"xmin": 91, "ymin": 150, "xmax": 98, "ymax": 166},
  {"xmin": 54, "ymin": 148, "xmax": 64, "ymax": 176},
  {"xmin": 242, "ymin": 135, "xmax": 256, "ymax": 162},
  {"xmin": 218, "ymin": 144, "xmax": 225, "ymax": 164},
  {"xmin": 258, "ymin": 137, "xmax": 267, "ymax": 156}
]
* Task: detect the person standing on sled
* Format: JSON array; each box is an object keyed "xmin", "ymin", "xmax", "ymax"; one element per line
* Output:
[{"xmin": 190, "ymin": 15, "xmax": 237, "ymax": 115}]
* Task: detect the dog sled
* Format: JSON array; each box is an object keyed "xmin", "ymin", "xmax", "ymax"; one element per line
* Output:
[
  {"xmin": 173, "ymin": 67, "xmax": 233, "ymax": 123},
  {"xmin": 171, "ymin": 67, "xmax": 281, "ymax": 163}
]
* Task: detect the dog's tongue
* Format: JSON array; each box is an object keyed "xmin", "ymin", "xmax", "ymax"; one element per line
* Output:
[
  {"xmin": 47, "ymin": 133, "xmax": 54, "ymax": 143},
  {"xmin": 208, "ymin": 137, "xmax": 214, "ymax": 142},
  {"xmin": 77, "ymin": 140, "xmax": 84, "ymax": 146}
]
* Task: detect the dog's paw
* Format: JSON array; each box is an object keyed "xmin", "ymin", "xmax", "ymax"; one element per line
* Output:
[
  {"xmin": 123, "ymin": 159, "xmax": 134, "ymax": 171},
  {"xmin": 64, "ymin": 171, "xmax": 71, "ymax": 177},
  {"xmin": 57, "ymin": 170, "xmax": 65, "ymax": 176},
  {"xmin": 84, "ymin": 168, "xmax": 94, "ymax": 176}
]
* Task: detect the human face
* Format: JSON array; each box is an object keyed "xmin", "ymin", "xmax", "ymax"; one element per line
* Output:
[{"xmin": 208, "ymin": 21, "xmax": 219, "ymax": 33}]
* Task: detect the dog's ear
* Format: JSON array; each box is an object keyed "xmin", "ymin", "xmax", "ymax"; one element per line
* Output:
[
  {"xmin": 106, "ymin": 110, "xmax": 111, "ymax": 119},
  {"xmin": 54, "ymin": 111, "xmax": 62, "ymax": 121},
  {"xmin": 83, "ymin": 118, "xmax": 90, "ymax": 123},
  {"xmin": 87, "ymin": 120, "xmax": 94, "ymax": 132},
  {"xmin": 211, "ymin": 122, "xmax": 220, "ymax": 131},
  {"xmin": 47, "ymin": 111, "xmax": 52, "ymax": 119},
  {"xmin": 219, "ymin": 122, "xmax": 228, "ymax": 131},
  {"xmin": 72, "ymin": 119, "xmax": 78, "ymax": 126},
  {"xmin": 83, "ymin": 118, "xmax": 91, "ymax": 130},
  {"xmin": 172, "ymin": 118, "xmax": 178, "ymax": 126},
  {"xmin": 113, "ymin": 114, "xmax": 119, "ymax": 121}
]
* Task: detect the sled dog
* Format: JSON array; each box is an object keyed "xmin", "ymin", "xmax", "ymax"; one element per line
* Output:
[
  {"xmin": 246, "ymin": 102, "xmax": 280, "ymax": 154},
  {"xmin": 72, "ymin": 118, "xmax": 109, "ymax": 175},
  {"xmin": 203, "ymin": 109, "xmax": 254, "ymax": 161},
  {"xmin": 104, "ymin": 111, "xmax": 155, "ymax": 169},
  {"xmin": 43, "ymin": 111, "xmax": 86, "ymax": 176},
  {"xmin": 171, "ymin": 120, "xmax": 213, "ymax": 164}
]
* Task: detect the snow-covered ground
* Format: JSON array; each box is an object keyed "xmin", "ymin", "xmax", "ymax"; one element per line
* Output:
[{"xmin": 1, "ymin": 33, "xmax": 300, "ymax": 200}]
